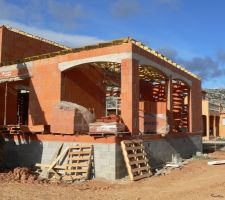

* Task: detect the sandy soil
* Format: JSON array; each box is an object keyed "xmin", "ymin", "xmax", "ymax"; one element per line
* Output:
[{"xmin": 1, "ymin": 151, "xmax": 225, "ymax": 200}]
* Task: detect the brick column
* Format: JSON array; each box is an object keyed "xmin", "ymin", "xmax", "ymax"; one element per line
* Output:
[
  {"xmin": 189, "ymin": 79, "xmax": 202, "ymax": 133},
  {"xmin": 166, "ymin": 76, "xmax": 173, "ymax": 133},
  {"xmin": 206, "ymin": 115, "xmax": 210, "ymax": 139},
  {"xmin": 213, "ymin": 116, "xmax": 216, "ymax": 137},
  {"xmin": 121, "ymin": 58, "xmax": 139, "ymax": 134}
]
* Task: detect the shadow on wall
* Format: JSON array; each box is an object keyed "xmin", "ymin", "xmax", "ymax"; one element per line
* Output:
[
  {"xmin": 16, "ymin": 63, "xmax": 47, "ymax": 125},
  {"xmin": 1, "ymin": 63, "xmax": 47, "ymax": 168},
  {"xmin": 143, "ymin": 135, "xmax": 202, "ymax": 169},
  {"xmin": 2, "ymin": 134, "xmax": 43, "ymax": 169}
]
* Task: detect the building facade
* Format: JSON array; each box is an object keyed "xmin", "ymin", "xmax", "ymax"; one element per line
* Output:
[{"xmin": 0, "ymin": 26, "xmax": 202, "ymax": 179}]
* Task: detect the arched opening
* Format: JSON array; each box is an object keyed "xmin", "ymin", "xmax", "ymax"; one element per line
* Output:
[
  {"xmin": 172, "ymin": 79, "xmax": 190, "ymax": 133},
  {"xmin": 138, "ymin": 65, "xmax": 169, "ymax": 134},
  {"xmin": 54, "ymin": 62, "xmax": 121, "ymax": 134}
]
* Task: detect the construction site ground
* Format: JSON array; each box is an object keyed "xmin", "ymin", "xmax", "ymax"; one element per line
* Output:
[{"xmin": 1, "ymin": 151, "xmax": 225, "ymax": 200}]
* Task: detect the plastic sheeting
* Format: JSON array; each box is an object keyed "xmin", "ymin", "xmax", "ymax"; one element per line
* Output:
[{"xmin": 56, "ymin": 101, "xmax": 95, "ymax": 132}]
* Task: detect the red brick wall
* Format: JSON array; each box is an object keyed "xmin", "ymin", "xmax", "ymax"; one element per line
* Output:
[
  {"xmin": 28, "ymin": 59, "xmax": 61, "ymax": 126},
  {"xmin": 0, "ymin": 85, "xmax": 4, "ymax": 124},
  {"xmin": 0, "ymin": 26, "xmax": 64, "ymax": 63},
  {"xmin": 0, "ymin": 80, "xmax": 30, "ymax": 125},
  {"xmin": 132, "ymin": 44, "xmax": 202, "ymax": 133},
  {"xmin": 189, "ymin": 79, "xmax": 202, "ymax": 132},
  {"xmin": 0, "ymin": 28, "xmax": 2, "ymax": 62},
  {"xmin": 0, "ymin": 83, "xmax": 17, "ymax": 125},
  {"xmin": 61, "ymin": 64, "xmax": 106, "ymax": 118},
  {"xmin": 0, "ymin": 41, "xmax": 202, "ymax": 135},
  {"xmin": 140, "ymin": 80, "xmax": 153, "ymax": 101}
]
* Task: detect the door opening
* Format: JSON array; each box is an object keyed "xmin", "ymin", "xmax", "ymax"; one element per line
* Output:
[{"xmin": 17, "ymin": 90, "xmax": 29, "ymax": 125}]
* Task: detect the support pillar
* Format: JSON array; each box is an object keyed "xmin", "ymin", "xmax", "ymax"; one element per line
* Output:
[
  {"xmin": 121, "ymin": 58, "xmax": 139, "ymax": 134},
  {"xmin": 4, "ymin": 82, "xmax": 8, "ymax": 126},
  {"xmin": 166, "ymin": 76, "xmax": 173, "ymax": 133},
  {"xmin": 213, "ymin": 115, "xmax": 216, "ymax": 137},
  {"xmin": 206, "ymin": 115, "xmax": 210, "ymax": 139},
  {"xmin": 189, "ymin": 87, "xmax": 193, "ymax": 133}
]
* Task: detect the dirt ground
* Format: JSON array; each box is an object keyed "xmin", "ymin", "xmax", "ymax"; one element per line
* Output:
[{"xmin": 1, "ymin": 151, "xmax": 225, "ymax": 200}]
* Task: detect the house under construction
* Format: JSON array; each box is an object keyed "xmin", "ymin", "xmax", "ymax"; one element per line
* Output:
[{"xmin": 0, "ymin": 25, "xmax": 202, "ymax": 180}]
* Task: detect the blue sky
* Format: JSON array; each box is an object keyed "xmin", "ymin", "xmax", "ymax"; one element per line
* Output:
[{"xmin": 0, "ymin": 0, "xmax": 225, "ymax": 88}]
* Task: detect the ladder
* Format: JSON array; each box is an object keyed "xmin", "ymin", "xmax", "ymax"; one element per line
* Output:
[{"xmin": 121, "ymin": 140, "xmax": 152, "ymax": 181}]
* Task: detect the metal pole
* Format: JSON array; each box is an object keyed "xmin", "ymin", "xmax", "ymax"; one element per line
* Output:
[{"xmin": 4, "ymin": 82, "xmax": 8, "ymax": 126}]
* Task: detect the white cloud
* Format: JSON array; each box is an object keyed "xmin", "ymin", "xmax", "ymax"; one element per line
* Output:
[
  {"xmin": 111, "ymin": 0, "xmax": 141, "ymax": 18},
  {"xmin": 0, "ymin": 20, "xmax": 104, "ymax": 48}
]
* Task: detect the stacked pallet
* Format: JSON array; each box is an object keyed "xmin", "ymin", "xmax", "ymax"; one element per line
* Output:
[
  {"xmin": 64, "ymin": 145, "xmax": 93, "ymax": 180},
  {"xmin": 0, "ymin": 125, "xmax": 20, "ymax": 134},
  {"xmin": 0, "ymin": 125, "xmax": 50, "ymax": 134},
  {"xmin": 89, "ymin": 122, "xmax": 126, "ymax": 137},
  {"xmin": 172, "ymin": 81, "xmax": 189, "ymax": 132},
  {"xmin": 152, "ymin": 83, "xmax": 166, "ymax": 102},
  {"xmin": 121, "ymin": 140, "xmax": 152, "ymax": 181},
  {"xmin": 89, "ymin": 114, "xmax": 126, "ymax": 137},
  {"xmin": 36, "ymin": 145, "xmax": 93, "ymax": 182}
]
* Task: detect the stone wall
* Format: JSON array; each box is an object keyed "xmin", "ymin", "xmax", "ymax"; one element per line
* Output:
[{"xmin": 2, "ymin": 135, "xmax": 202, "ymax": 180}]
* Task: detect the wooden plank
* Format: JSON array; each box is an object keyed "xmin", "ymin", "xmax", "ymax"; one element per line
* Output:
[
  {"xmin": 121, "ymin": 140, "xmax": 152, "ymax": 181},
  {"xmin": 121, "ymin": 141, "xmax": 135, "ymax": 180},
  {"xmin": 35, "ymin": 163, "xmax": 66, "ymax": 169},
  {"xmin": 50, "ymin": 143, "xmax": 64, "ymax": 163},
  {"xmin": 47, "ymin": 146, "xmax": 70, "ymax": 172},
  {"xmin": 65, "ymin": 169, "xmax": 88, "ymax": 173},
  {"xmin": 68, "ymin": 157, "xmax": 90, "ymax": 161},
  {"xmin": 123, "ymin": 140, "xmax": 143, "ymax": 144},
  {"xmin": 68, "ymin": 151, "xmax": 92, "ymax": 155},
  {"xmin": 208, "ymin": 160, "xmax": 225, "ymax": 165},
  {"xmin": 125, "ymin": 146, "xmax": 144, "ymax": 151},
  {"xmin": 68, "ymin": 146, "xmax": 92, "ymax": 149},
  {"xmin": 130, "ymin": 160, "xmax": 149, "ymax": 165},
  {"xmin": 127, "ymin": 152, "xmax": 147, "ymax": 158},
  {"xmin": 131, "ymin": 166, "xmax": 150, "ymax": 173},
  {"xmin": 64, "ymin": 145, "xmax": 93, "ymax": 181},
  {"xmin": 65, "ymin": 163, "xmax": 88, "ymax": 167}
]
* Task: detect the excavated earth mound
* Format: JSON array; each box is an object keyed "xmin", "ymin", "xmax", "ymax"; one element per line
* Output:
[{"xmin": 0, "ymin": 167, "xmax": 38, "ymax": 183}]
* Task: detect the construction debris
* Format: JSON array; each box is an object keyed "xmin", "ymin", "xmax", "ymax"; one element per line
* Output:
[
  {"xmin": 64, "ymin": 145, "xmax": 93, "ymax": 182},
  {"xmin": 89, "ymin": 122, "xmax": 125, "ymax": 136},
  {"xmin": 193, "ymin": 151, "xmax": 210, "ymax": 160},
  {"xmin": 154, "ymin": 164, "xmax": 182, "ymax": 176},
  {"xmin": 154, "ymin": 154, "xmax": 189, "ymax": 176},
  {"xmin": 36, "ymin": 145, "xmax": 93, "ymax": 182},
  {"xmin": 56, "ymin": 101, "xmax": 95, "ymax": 132},
  {"xmin": 208, "ymin": 160, "xmax": 225, "ymax": 165},
  {"xmin": 121, "ymin": 140, "xmax": 152, "ymax": 181},
  {"xmin": 0, "ymin": 125, "xmax": 50, "ymax": 134}
]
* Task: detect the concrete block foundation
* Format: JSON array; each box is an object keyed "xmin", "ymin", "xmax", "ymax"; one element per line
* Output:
[{"xmin": 2, "ymin": 134, "xmax": 202, "ymax": 180}]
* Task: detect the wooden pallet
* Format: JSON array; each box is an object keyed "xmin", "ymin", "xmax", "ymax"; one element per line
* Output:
[
  {"xmin": 64, "ymin": 145, "xmax": 93, "ymax": 180},
  {"xmin": 121, "ymin": 140, "xmax": 152, "ymax": 181},
  {"xmin": 0, "ymin": 125, "xmax": 50, "ymax": 134},
  {"xmin": 0, "ymin": 125, "xmax": 21, "ymax": 134}
]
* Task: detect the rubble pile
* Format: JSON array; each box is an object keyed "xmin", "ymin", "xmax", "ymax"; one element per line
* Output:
[{"xmin": 0, "ymin": 167, "xmax": 38, "ymax": 183}]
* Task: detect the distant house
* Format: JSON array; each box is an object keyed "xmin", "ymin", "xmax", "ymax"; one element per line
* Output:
[{"xmin": 202, "ymin": 90, "xmax": 225, "ymax": 139}]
